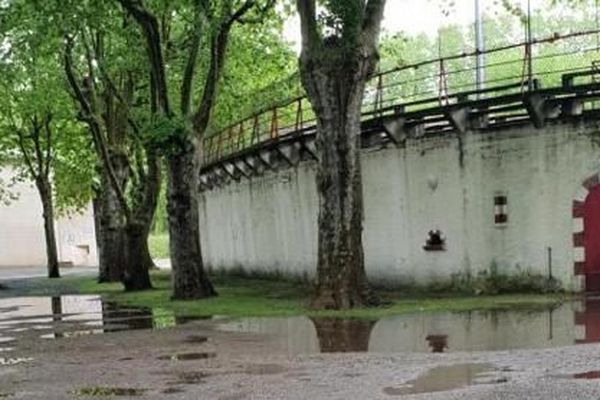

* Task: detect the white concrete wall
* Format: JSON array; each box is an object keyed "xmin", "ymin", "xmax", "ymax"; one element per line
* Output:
[
  {"xmin": 0, "ymin": 168, "xmax": 98, "ymax": 268},
  {"xmin": 55, "ymin": 205, "xmax": 98, "ymax": 267},
  {"xmin": 199, "ymin": 122, "xmax": 600, "ymax": 291}
]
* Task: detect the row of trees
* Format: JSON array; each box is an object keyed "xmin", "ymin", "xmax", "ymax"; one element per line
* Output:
[
  {"xmin": 0, "ymin": 0, "xmax": 388, "ymax": 309},
  {"xmin": 1, "ymin": 0, "xmax": 589, "ymax": 308}
]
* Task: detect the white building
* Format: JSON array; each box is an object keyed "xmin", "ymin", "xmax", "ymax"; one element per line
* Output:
[{"xmin": 0, "ymin": 168, "xmax": 98, "ymax": 268}]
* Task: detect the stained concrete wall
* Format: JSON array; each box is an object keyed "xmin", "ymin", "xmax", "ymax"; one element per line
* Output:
[
  {"xmin": 0, "ymin": 168, "xmax": 98, "ymax": 268},
  {"xmin": 199, "ymin": 121, "xmax": 600, "ymax": 291}
]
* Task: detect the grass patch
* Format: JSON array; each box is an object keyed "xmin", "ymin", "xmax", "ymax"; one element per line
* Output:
[
  {"xmin": 148, "ymin": 233, "xmax": 169, "ymax": 259},
  {"xmin": 76, "ymin": 271, "xmax": 307, "ymax": 318},
  {"xmin": 48, "ymin": 271, "xmax": 573, "ymax": 320}
]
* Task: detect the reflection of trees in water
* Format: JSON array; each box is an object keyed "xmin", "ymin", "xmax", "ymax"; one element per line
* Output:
[
  {"xmin": 101, "ymin": 301, "xmax": 154, "ymax": 331},
  {"xmin": 50, "ymin": 296, "xmax": 62, "ymax": 320},
  {"xmin": 311, "ymin": 318, "xmax": 376, "ymax": 353},
  {"xmin": 51, "ymin": 296, "xmax": 64, "ymax": 338}
]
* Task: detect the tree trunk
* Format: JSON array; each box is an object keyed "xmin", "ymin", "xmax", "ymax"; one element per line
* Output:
[
  {"xmin": 35, "ymin": 178, "xmax": 60, "ymax": 279},
  {"xmin": 122, "ymin": 222, "xmax": 153, "ymax": 291},
  {"xmin": 137, "ymin": 150, "xmax": 162, "ymax": 272},
  {"xmin": 96, "ymin": 153, "xmax": 129, "ymax": 283},
  {"xmin": 301, "ymin": 53, "xmax": 380, "ymax": 310},
  {"xmin": 95, "ymin": 188, "xmax": 126, "ymax": 282},
  {"xmin": 166, "ymin": 140, "xmax": 216, "ymax": 300}
]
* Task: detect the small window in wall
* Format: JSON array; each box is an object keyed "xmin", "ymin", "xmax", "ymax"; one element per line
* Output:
[
  {"xmin": 423, "ymin": 230, "xmax": 446, "ymax": 251},
  {"xmin": 494, "ymin": 194, "xmax": 508, "ymax": 226}
]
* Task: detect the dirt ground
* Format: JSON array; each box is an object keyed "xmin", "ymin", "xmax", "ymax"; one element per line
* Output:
[{"xmin": 1, "ymin": 318, "xmax": 600, "ymax": 400}]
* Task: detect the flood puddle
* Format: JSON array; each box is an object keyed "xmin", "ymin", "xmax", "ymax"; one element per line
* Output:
[
  {"xmin": 244, "ymin": 363, "xmax": 286, "ymax": 375},
  {"xmin": 554, "ymin": 370, "xmax": 600, "ymax": 380},
  {"xmin": 157, "ymin": 352, "xmax": 216, "ymax": 361},
  {"xmin": 4, "ymin": 295, "xmax": 600, "ymax": 357},
  {"xmin": 0, "ymin": 296, "xmax": 201, "ymax": 351},
  {"xmin": 573, "ymin": 371, "xmax": 600, "ymax": 379},
  {"xmin": 0, "ymin": 357, "xmax": 33, "ymax": 366},
  {"xmin": 183, "ymin": 335, "xmax": 208, "ymax": 344},
  {"xmin": 383, "ymin": 363, "xmax": 497, "ymax": 396},
  {"xmin": 72, "ymin": 387, "xmax": 147, "ymax": 397},
  {"xmin": 214, "ymin": 298, "xmax": 600, "ymax": 355}
]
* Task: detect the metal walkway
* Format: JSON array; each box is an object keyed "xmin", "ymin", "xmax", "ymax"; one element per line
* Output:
[{"xmin": 200, "ymin": 29, "xmax": 600, "ymax": 189}]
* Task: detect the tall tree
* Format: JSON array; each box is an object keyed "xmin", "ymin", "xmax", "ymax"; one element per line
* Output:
[
  {"xmin": 0, "ymin": 35, "xmax": 91, "ymax": 278},
  {"xmin": 36, "ymin": 0, "xmax": 163, "ymax": 289},
  {"xmin": 2, "ymin": 115, "xmax": 60, "ymax": 278},
  {"xmin": 296, "ymin": 0, "xmax": 387, "ymax": 309},
  {"xmin": 63, "ymin": 29, "xmax": 161, "ymax": 290},
  {"xmin": 117, "ymin": 0, "xmax": 276, "ymax": 299},
  {"xmin": 0, "ymin": 0, "xmax": 159, "ymax": 288}
]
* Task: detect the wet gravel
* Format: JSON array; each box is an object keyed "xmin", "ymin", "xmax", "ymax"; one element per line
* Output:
[{"xmin": 0, "ymin": 318, "xmax": 599, "ymax": 399}]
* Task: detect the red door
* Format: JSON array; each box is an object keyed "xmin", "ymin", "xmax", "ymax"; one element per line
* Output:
[{"xmin": 584, "ymin": 185, "xmax": 600, "ymax": 292}]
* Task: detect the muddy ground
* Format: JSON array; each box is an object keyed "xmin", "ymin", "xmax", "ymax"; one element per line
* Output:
[{"xmin": 1, "ymin": 317, "xmax": 600, "ymax": 399}]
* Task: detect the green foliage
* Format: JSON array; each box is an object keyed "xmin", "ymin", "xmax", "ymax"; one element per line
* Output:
[
  {"xmin": 318, "ymin": 0, "xmax": 364, "ymax": 40},
  {"xmin": 148, "ymin": 233, "xmax": 169, "ymax": 258},
  {"xmin": 0, "ymin": 175, "xmax": 19, "ymax": 206},
  {"xmin": 210, "ymin": 23, "xmax": 298, "ymax": 133},
  {"xmin": 370, "ymin": 2, "xmax": 600, "ymax": 116},
  {"xmin": 0, "ymin": 7, "xmax": 96, "ymax": 214},
  {"xmin": 448, "ymin": 268, "xmax": 561, "ymax": 295},
  {"xmin": 150, "ymin": 182, "xmax": 168, "ymax": 234}
]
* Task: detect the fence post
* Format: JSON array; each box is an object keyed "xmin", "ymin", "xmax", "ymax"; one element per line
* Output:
[
  {"xmin": 295, "ymin": 98, "xmax": 303, "ymax": 131},
  {"xmin": 252, "ymin": 115, "xmax": 259, "ymax": 144},
  {"xmin": 438, "ymin": 58, "xmax": 449, "ymax": 106},
  {"xmin": 237, "ymin": 121, "xmax": 244, "ymax": 150},
  {"xmin": 270, "ymin": 107, "xmax": 279, "ymax": 139},
  {"xmin": 376, "ymin": 74, "xmax": 384, "ymax": 116}
]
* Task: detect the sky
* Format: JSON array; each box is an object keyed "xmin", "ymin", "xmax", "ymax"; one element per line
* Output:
[{"xmin": 283, "ymin": 0, "xmax": 549, "ymax": 51}]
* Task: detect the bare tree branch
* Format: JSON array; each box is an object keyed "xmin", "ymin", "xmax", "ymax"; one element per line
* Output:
[
  {"xmin": 117, "ymin": 0, "xmax": 171, "ymax": 116},
  {"xmin": 30, "ymin": 117, "xmax": 46, "ymax": 180},
  {"xmin": 236, "ymin": 0, "xmax": 276, "ymax": 24},
  {"xmin": 80, "ymin": 28, "xmax": 100, "ymax": 113},
  {"xmin": 64, "ymin": 36, "xmax": 95, "ymax": 118},
  {"xmin": 192, "ymin": 0, "xmax": 270, "ymax": 134},
  {"xmin": 225, "ymin": 0, "xmax": 256, "ymax": 27},
  {"xmin": 296, "ymin": 0, "xmax": 319, "ymax": 52},
  {"xmin": 191, "ymin": 27, "xmax": 230, "ymax": 133},
  {"xmin": 15, "ymin": 127, "xmax": 37, "ymax": 180},
  {"xmin": 64, "ymin": 37, "xmax": 132, "ymax": 222},
  {"xmin": 42, "ymin": 113, "xmax": 53, "ymax": 178},
  {"xmin": 361, "ymin": 0, "xmax": 387, "ymax": 48},
  {"xmin": 180, "ymin": 4, "xmax": 205, "ymax": 116}
]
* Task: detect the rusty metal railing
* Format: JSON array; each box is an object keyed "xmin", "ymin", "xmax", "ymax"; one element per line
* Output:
[{"xmin": 203, "ymin": 29, "xmax": 600, "ymax": 166}]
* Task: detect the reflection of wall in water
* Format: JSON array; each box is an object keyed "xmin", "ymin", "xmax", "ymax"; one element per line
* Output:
[
  {"xmin": 216, "ymin": 302, "xmax": 589, "ymax": 355},
  {"xmin": 370, "ymin": 303, "xmax": 581, "ymax": 353},
  {"xmin": 217, "ymin": 316, "xmax": 320, "ymax": 356},
  {"xmin": 0, "ymin": 295, "xmax": 102, "ymax": 321}
]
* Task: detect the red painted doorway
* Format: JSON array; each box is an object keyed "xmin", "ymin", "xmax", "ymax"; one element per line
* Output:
[{"xmin": 584, "ymin": 184, "xmax": 600, "ymax": 292}]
